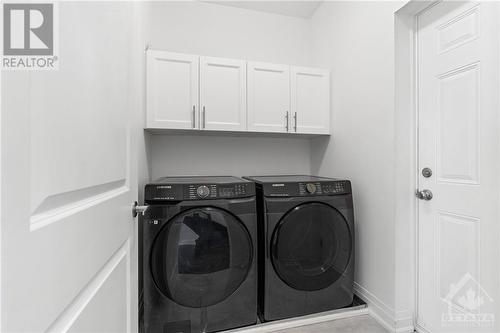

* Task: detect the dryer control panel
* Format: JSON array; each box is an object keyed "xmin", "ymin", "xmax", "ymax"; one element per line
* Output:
[
  {"xmin": 261, "ymin": 180, "xmax": 351, "ymax": 197},
  {"xmin": 145, "ymin": 176, "xmax": 255, "ymax": 202}
]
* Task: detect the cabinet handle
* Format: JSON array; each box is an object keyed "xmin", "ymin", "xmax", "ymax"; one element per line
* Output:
[
  {"xmin": 293, "ymin": 112, "xmax": 297, "ymax": 132},
  {"xmin": 192, "ymin": 105, "xmax": 196, "ymax": 128},
  {"xmin": 285, "ymin": 111, "xmax": 289, "ymax": 132},
  {"xmin": 202, "ymin": 106, "xmax": 206, "ymax": 129}
]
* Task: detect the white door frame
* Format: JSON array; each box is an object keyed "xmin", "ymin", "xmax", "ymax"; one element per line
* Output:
[
  {"xmin": 395, "ymin": 1, "xmax": 500, "ymax": 332},
  {"xmin": 394, "ymin": 1, "xmax": 438, "ymax": 332}
]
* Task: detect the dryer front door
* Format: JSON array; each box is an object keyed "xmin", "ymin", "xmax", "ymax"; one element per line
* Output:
[
  {"xmin": 271, "ymin": 202, "xmax": 352, "ymax": 291},
  {"xmin": 150, "ymin": 207, "xmax": 253, "ymax": 308}
]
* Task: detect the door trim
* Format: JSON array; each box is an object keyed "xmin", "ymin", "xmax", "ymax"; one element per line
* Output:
[{"xmin": 394, "ymin": 2, "xmax": 439, "ymax": 332}]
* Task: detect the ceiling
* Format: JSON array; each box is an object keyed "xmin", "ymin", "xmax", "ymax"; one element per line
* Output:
[{"xmin": 208, "ymin": 1, "xmax": 323, "ymax": 19}]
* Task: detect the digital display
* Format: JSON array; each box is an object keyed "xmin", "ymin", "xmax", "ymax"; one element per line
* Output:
[{"xmin": 219, "ymin": 187, "xmax": 235, "ymax": 197}]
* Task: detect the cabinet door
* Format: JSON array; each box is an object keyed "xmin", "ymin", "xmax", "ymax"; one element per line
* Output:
[
  {"xmin": 147, "ymin": 50, "xmax": 199, "ymax": 129},
  {"xmin": 247, "ymin": 62, "xmax": 290, "ymax": 133},
  {"xmin": 291, "ymin": 67, "xmax": 330, "ymax": 134},
  {"xmin": 200, "ymin": 57, "xmax": 247, "ymax": 131}
]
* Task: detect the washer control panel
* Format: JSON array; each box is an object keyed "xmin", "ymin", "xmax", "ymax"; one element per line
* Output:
[
  {"xmin": 187, "ymin": 182, "xmax": 254, "ymax": 199},
  {"xmin": 187, "ymin": 184, "xmax": 217, "ymax": 199},
  {"xmin": 146, "ymin": 181, "xmax": 255, "ymax": 202},
  {"xmin": 300, "ymin": 182, "xmax": 322, "ymax": 195}
]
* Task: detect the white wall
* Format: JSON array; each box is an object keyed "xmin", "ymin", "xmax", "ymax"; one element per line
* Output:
[
  {"xmin": 309, "ymin": 1, "xmax": 409, "ymax": 331},
  {"xmin": 151, "ymin": 135, "xmax": 311, "ymax": 179},
  {"xmin": 145, "ymin": 1, "xmax": 314, "ymax": 180},
  {"xmin": 146, "ymin": 1, "xmax": 311, "ymax": 65}
]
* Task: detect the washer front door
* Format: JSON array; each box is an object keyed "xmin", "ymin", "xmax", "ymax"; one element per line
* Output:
[
  {"xmin": 271, "ymin": 202, "xmax": 352, "ymax": 291},
  {"xmin": 150, "ymin": 207, "xmax": 253, "ymax": 308}
]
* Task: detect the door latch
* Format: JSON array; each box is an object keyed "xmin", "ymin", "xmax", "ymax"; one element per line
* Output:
[
  {"xmin": 132, "ymin": 201, "xmax": 149, "ymax": 217},
  {"xmin": 416, "ymin": 189, "xmax": 433, "ymax": 201},
  {"xmin": 422, "ymin": 167, "xmax": 432, "ymax": 178}
]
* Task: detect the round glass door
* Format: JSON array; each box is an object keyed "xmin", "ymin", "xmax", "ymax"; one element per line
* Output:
[
  {"xmin": 271, "ymin": 202, "xmax": 352, "ymax": 291},
  {"xmin": 150, "ymin": 207, "xmax": 252, "ymax": 308}
]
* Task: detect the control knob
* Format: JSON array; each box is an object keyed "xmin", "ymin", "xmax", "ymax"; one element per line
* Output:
[
  {"xmin": 196, "ymin": 185, "xmax": 210, "ymax": 198},
  {"xmin": 305, "ymin": 183, "xmax": 317, "ymax": 194}
]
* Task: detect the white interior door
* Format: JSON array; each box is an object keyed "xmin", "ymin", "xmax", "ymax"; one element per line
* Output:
[
  {"xmin": 200, "ymin": 56, "xmax": 247, "ymax": 131},
  {"xmin": 417, "ymin": 2, "xmax": 499, "ymax": 332},
  {"xmin": 247, "ymin": 62, "xmax": 290, "ymax": 133},
  {"xmin": 290, "ymin": 66, "xmax": 329, "ymax": 134},
  {"xmin": 146, "ymin": 51, "xmax": 199, "ymax": 130},
  {"xmin": 1, "ymin": 3, "xmax": 138, "ymax": 332}
]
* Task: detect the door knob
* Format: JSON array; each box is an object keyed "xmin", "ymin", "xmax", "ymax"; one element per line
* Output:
[{"xmin": 416, "ymin": 189, "xmax": 433, "ymax": 201}]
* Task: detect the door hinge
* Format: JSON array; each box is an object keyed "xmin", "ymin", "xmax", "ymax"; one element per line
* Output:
[{"xmin": 133, "ymin": 201, "xmax": 149, "ymax": 217}]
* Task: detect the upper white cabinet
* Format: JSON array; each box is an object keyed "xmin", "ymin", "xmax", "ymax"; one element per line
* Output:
[
  {"xmin": 200, "ymin": 56, "xmax": 247, "ymax": 131},
  {"xmin": 146, "ymin": 50, "xmax": 330, "ymax": 136},
  {"xmin": 291, "ymin": 66, "xmax": 330, "ymax": 134},
  {"xmin": 147, "ymin": 51, "xmax": 199, "ymax": 129},
  {"xmin": 247, "ymin": 62, "xmax": 290, "ymax": 133}
]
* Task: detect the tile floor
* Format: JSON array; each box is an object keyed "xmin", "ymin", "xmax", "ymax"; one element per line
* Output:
[{"xmin": 272, "ymin": 315, "xmax": 388, "ymax": 333}]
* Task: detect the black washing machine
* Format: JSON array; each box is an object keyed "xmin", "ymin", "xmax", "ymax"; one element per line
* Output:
[
  {"xmin": 243, "ymin": 175, "xmax": 355, "ymax": 322},
  {"xmin": 143, "ymin": 176, "xmax": 257, "ymax": 333}
]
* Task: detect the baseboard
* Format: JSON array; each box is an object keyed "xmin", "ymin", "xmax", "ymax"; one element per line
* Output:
[
  {"xmin": 225, "ymin": 307, "xmax": 369, "ymax": 333},
  {"xmin": 354, "ymin": 282, "xmax": 396, "ymax": 330},
  {"xmin": 395, "ymin": 312, "xmax": 414, "ymax": 333},
  {"xmin": 354, "ymin": 283, "xmax": 415, "ymax": 333},
  {"xmin": 396, "ymin": 325, "xmax": 416, "ymax": 333}
]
